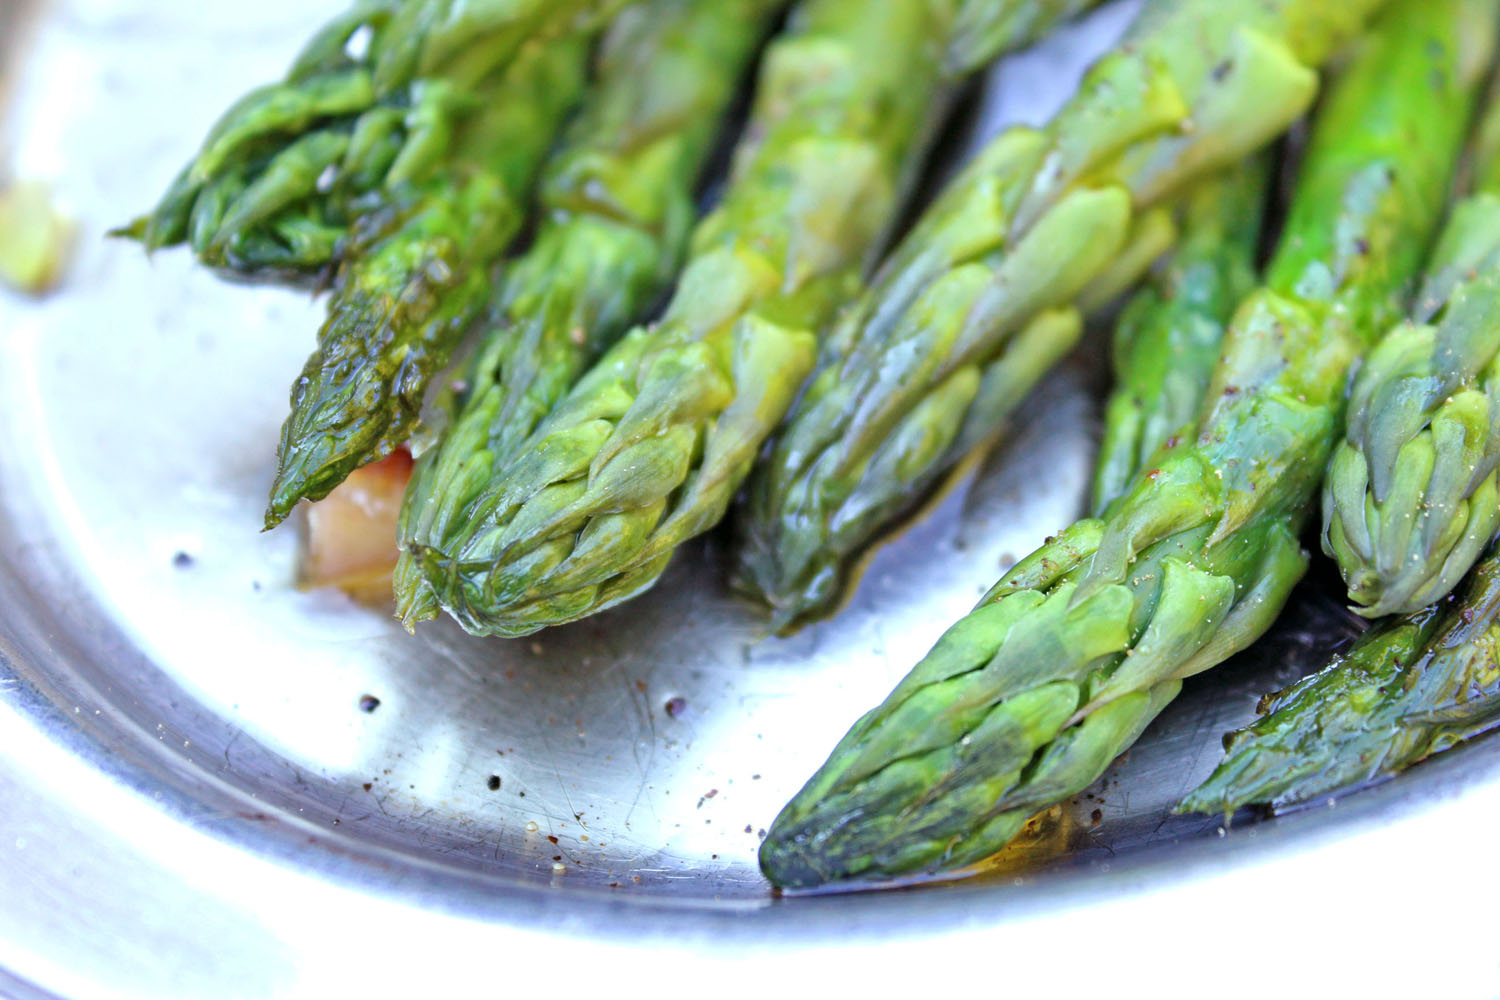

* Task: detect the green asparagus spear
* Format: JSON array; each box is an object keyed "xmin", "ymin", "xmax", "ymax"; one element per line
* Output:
[
  {"xmin": 404, "ymin": 0, "xmax": 1102, "ymax": 638},
  {"xmin": 1183, "ymin": 107, "xmax": 1500, "ymax": 813},
  {"xmin": 1322, "ymin": 93, "xmax": 1500, "ymax": 617},
  {"xmin": 759, "ymin": 0, "xmax": 1491, "ymax": 889},
  {"xmin": 119, "ymin": 0, "xmax": 629, "ymax": 281},
  {"xmin": 737, "ymin": 0, "xmax": 1391, "ymax": 630},
  {"xmin": 392, "ymin": 0, "xmax": 787, "ymax": 621},
  {"xmin": 263, "ymin": 37, "xmax": 591, "ymax": 526},
  {"xmin": 1182, "ymin": 539, "xmax": 1500, "ymax": 815},
  {"xmin": 945, "ymin": 0, "xmax": 1105, "ymax": 76},
  {"xmin": 1091, "ymin": 165, "xmax": 1271, "ymax": 515}
]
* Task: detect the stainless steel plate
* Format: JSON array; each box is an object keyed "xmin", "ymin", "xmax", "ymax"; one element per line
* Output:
[{"xmin": 4, "ymin": 3, "xmax": 1500, "ymax": 997}]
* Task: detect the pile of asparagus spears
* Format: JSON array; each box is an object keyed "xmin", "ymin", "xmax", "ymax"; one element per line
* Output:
[{"xmin": 126, "ymin": 0, "xmax": 1500, "ymax": 889}]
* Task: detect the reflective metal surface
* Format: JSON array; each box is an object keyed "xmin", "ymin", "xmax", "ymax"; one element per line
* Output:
[{"xmin": 3, "ymin": 2, "xmax": 1500, "ymax": 997}]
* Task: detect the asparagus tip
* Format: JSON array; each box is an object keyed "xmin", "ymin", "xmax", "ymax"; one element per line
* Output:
[
  {"xmin": 265, "ymin": 459, "xmax": 321, "ymax": 530},
  {"xmin": 757, "ymin": 834, "xmax": 826, "ymax": 889},
  {"xmin": 263, "ymin": 500, "xmax": 294, "ymax": 532},
  {"xmin": 394, "ymin": 570, "xmax": 441, "ymax": 630},
  {"xmin": 106, "ymin": 218, "xmax": 147, "ymax": 242},
  {"xmin": 266, "ymin": 417, "xmax": 369, "ymax": 530}
]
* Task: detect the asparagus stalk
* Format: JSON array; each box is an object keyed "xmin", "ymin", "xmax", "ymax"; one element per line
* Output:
[
  {"xmin": 1091, "ymin": 164, "xmax": 1271, "ymax": 516},
  {"xmin": 393, "ymin": 0, "xmax": 787, "ymax": 620},
  {"xmin": 1183, "ymin": 106, "xmax": 1500, "ymax": 814},
  {"xmin": 759, "ymin": 0, "xmax": 1491, "ymax": 889},
  {"xmin": 1322, "ymin": 91, "xmax": 1500, "ymax": 617},
  {"xmin": 737, "ymin": 0, "xmax": 1391, "ymax": 630},
  {"xmin": 119, "ymin": 0, "xmax": 630, "ymax": 281},
  {"xmin": 945, "ymin": 0, "xmax": 1106, "ymax": 76},
  {"xmin": 264, "ymin": 36, "xmax": 592, "ymax": 526},
  {"xmin": 1182, "ymin": 541, "xmax": 1500, "ymax": 815},
  {"xmin": 404, "ymin": 0, "xmax": 1101, "ymax": 638}
]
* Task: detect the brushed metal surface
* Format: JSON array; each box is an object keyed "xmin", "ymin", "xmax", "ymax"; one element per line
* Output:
[{"xmin": 4, "ymin": 2, "xmax": 1500, "ymax": 997}]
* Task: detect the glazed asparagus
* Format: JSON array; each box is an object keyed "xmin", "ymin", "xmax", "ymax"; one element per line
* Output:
[
  {"xmin": 402, "ymin": 0, "xmax": 1102, "ymax": 638},
  {"xmin": 946, "ymin": 0, "xmax": 1106, "ymax": 77},
  {"xmin": 1090, "ymin": 164, "xmax": 1270, "ymax": 516},
  {"xmin": 759, "ymin": 0, "xmax": 1491, "ymax": 889},
  {"xmin": 393, "ymin": 0, "xmax": 786, "ymax": 621},
  {"xmin": 1182, "ymin": 100, "xmax": 1500, "ymax": 813},
  {"xmin": 738, "ymin": 0, "xmax": 1390, "ymax": 630},
  {"xmin": 1182, "ymin": 542, "xmax": 1500, "ymax": 815},
  {"xmin": 264, "ymin": 37, "xmax": 592, "ymax": 525},
  {"xmin": 1322, "ymin": 91, "xmax": 1500, "ymax": 616},
  {"xmin": 120, "ymin": 0, "xmax": 630, "ymax": 280}
]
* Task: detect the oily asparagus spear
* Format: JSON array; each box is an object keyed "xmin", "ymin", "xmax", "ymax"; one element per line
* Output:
[
  {"xmin": 945, "ymin": 0, "xmax": 1105, "ymax": 76},
  {"xmin": 1322, "ymin": 93, "xmax": 1500, "ymax": 617},
  {"xmin": 737, "ymin": 0, "xmax": 1390, "ymax": 630},
  {"xmin": 264, "ymin": 37, "xmax": 591, "ymax": 526},
  {"xmin": 392, "ymin": 0, "xmax": 787, "ymax": 621},
  {"xmin": 759, "ymin": 0, "xmax": 1490, "ymax": 889},
  {"xmin": 1090, "ymin": 165, "xmax": 1270, "ymax": 516},
  {"xmin": 1182, "ymin": 540, "xmax": 1500, "ymax": 815},
  {"xmin": 1184, "ymin": 111, "xmax": 1500, "ymax": 813},
  {"xmin": 404, "ymin": 0, "xmax": 1100, "ymax": 638},
  {"xmin": 119, "ymin": 0, "xmax": 630, "ymax": 281}
]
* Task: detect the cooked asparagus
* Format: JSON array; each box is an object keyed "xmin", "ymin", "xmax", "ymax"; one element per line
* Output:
[
  {"xmin": 1183, "ymin": 97, "xmax": 1500, "ymax": 813},
  {"xmin": 393, "ymin": 0, "xmax": 787, "ymax": 621},
  {"xmin": 1181, "ymin": 542, "xmax": 1500, "ymax": 815},
  {"xmin": 119, "ymin": 0, "xmax": 630, "ymax": 281},
  {"xmin": 264, "ymin": 37, "xmax": 592, "ymax": 526},
  {"xmin": 1090, "ymin": 164, "xmax": 1270, "ymax": 516},
  {"xmin": 945, "ymin": 0, "xmax": 1105, "ymax": 76},
  {"xmin": 759, "ymin": 0, "xmax": 1490, "ymax": 889},
  {"xmin": 738, "ymin": 0, "xmax": 1390, "ymax": 630},
  {"xmin": 1323, "ymin": 90, "xmax": 1500, "ymax": 616},
  {"xmin": 403, "ymin": 0, "xmax": 1102, "ymax": 637}
]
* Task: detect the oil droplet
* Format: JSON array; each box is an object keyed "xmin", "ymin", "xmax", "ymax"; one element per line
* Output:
[{"xmin": 525, "ymin": 821, "xmax": 539, "ymax": 833}]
